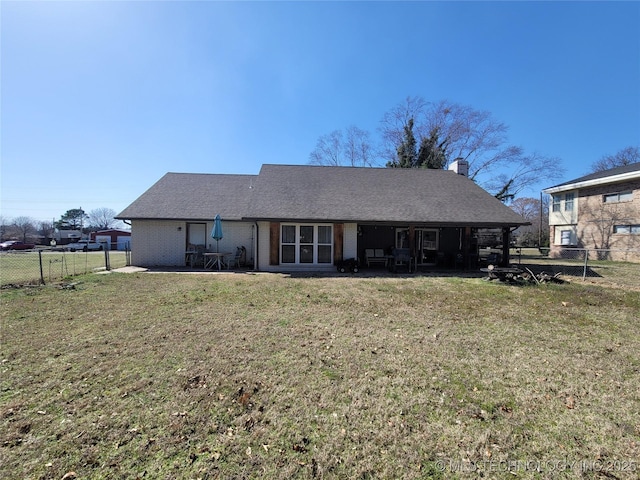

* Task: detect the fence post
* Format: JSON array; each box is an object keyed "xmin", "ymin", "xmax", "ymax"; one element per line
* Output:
[
  {"xmin": 583, "ymin": 249, "xmax": 588, "ymax": 281},
  {"xmin": 38, "ymin": 250, "xmax": 45, "ymax": 285},
  {"xmin": 104, "ymin": 248, "xmax": 111, "ymax": 271}
]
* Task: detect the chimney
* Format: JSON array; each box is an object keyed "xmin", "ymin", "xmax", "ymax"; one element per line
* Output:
[{"xmin": 449, "ymin": 158, "xmax": 468, "ymax": 176}]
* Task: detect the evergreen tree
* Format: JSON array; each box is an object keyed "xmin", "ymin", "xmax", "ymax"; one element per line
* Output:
[
  {"xmin": 417, "ymin": 127, "xmax": 448, "ymax": 169},
  {"xmin": 387, "ymin": 118, "xmax": 417, "ymax": 168},
  {"xmin": 55, "ymin": 208, "xmax": 88, "ymax": 231}
]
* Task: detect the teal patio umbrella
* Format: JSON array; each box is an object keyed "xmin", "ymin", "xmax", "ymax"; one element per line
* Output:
[{"xmin": 211, "ymin": 214, "xmax": 223, "ymax": 252}]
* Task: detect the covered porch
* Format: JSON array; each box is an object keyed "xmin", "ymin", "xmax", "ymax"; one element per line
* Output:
[{"xmin": 356, "ymin": 224, "xmax": 513, "ymax": 272}]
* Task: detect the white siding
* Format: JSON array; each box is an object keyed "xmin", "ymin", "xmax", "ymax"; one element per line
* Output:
[
  {"xmin": 553, "ymin": 225, "xmax": 578, "ymax": 246},
  {"xmin": 343, "ymin": 223, "xmax": 358, "ymax": 260},
  {"xmin": 549, "ymin": 189, "xmax": 578, "ymax": 226},
  {"xmin": 131, "ymin": 220, "xmax": 186, "ymax": 266},
  {"xmin": 211, "ymin": 222, "xmax": 255, "ymax": 266},
  {"xmin": 256, "ymin": 221, "xmax": 273, "ymax": 272},
  {"xmin": 131, "ymin": 219, "xmax": 255, "ymax": 267}
]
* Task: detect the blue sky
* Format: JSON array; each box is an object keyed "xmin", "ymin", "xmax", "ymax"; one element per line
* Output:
[{"xmin": 2, "ymin": 1, "xmax": 639, "ymax": 223}]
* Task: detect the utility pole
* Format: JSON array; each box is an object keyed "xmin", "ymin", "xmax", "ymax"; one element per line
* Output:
[{"xmin": 538, "ymin": 192, "xmax": 542, "ymax": 247}]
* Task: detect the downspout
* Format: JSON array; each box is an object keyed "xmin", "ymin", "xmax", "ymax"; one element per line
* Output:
[{"xmin": 253, "ymin": 222, "xmax": 259, "ymax": 271}]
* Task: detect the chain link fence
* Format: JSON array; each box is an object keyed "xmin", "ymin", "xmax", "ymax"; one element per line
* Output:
[
  {"xmin": 509, "ymin": 247, "xmax": 640, "ymax": 287},
  {"xmin": 0, "ymin": 248, "xmax": 130, "ymax": 287}
]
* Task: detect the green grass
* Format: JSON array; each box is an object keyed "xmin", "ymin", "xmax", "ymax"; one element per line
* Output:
[
  {"xmin": 1, "ymin": 272, "xmax": 639, "ymax": 479},
  {"xmin": 511, "ymin": 248, "xmax": 640, "ymax": 290},
  {"xmin": 0, "ymin": 250, "xmax": 128, "ymax": 286}
]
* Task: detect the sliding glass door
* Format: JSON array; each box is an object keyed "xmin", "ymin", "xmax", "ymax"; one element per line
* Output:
[{"xmin": 281, "ymin": 224, "xmax": 332, "ymax": 265}]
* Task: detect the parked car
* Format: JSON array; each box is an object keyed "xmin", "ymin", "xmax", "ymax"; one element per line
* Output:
[
  {"xmin": 0, "ymin": 240, "xmax": 36, "ymax": 251},
  {"xmin": 66, "ymin": 240, "xmax": 104, "ymax": 252}
]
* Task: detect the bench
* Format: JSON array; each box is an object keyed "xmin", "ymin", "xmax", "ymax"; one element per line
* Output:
[{"xmin": 365, "ymin": 249, "xmax": 387, "ymax": 267}]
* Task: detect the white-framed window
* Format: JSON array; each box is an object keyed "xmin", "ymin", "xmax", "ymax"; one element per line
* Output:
[
  {"xmin": 560, "ymin": 229, "xmax": 573, "ymax": 246},
  {"xmin": 564, "ymin": 193, "xmax": 574, "ymax": 211},
  {"xmin": 552, "ymin": 195, "xmax": 561, "ymax": 212},
  {"xmin": 604, "ymin": 191, "xmax": 633, "ymax": 203},
  {"xmin": 613, "ymin": 224, "xmax": 640, "ymax": 234},
  {"xmin": 281, "ymin": 224, "xmax": 333, "ymax": 264}
]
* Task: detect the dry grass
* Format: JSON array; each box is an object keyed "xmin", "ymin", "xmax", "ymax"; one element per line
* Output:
[
  {"xmin": 514, "ymin": 248, "xmax": 640, "ymax": 291},
  {"xmin": 0, "ymin": 251, "xmax": 128, "ymax": 286},
  {"xmin": 1, "ymin": 272, "xmax": 639, "ymax": 479}
]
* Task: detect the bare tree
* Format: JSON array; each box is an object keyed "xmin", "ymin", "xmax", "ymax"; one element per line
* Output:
[
  {"xmin": 379, "ymin": 96, "xmax": 430, "ymax": 162},
  {"xmin": 12, "ymin": 216, "xmax": 37, "ymax": 243},
  {"xmin": 343, "ymin": 126, "xmax": 375, "ymax": 167},
  {"xmin": 484, "ymin": 152, "xmax": 562, "ymax": 201},
  {"xmin": 38, "ymin": 221, "xmax": 55, "ymax": 242},
  {"xmin": 88, "ymin": 208, "xmax": 118, "ymax": 230},
  {"xmin": 378, "ymin": 97, "xmax": 563, "ymax": 197},
  {"xmin": 590, "ymin": 146, "xmax": 639, "ymax": 172},
  {"xmin": 310, "ymin": 96, "xmax": 563, "ymax": 198},
  {"xmin": 309, "ymin": 126, "xmax": 376, "ymax": 167},
  {"xmin": 309, "ymin": 130, "xmax": 342, "ymax": 166},
  {"xmin": 511, "ymin": 196, "xmax": 550, "ymax": 247},
  {"xmin": 0, "ymin": 216, "xmax": 8, "ymax": 241}
]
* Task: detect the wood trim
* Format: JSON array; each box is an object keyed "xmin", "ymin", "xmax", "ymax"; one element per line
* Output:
[
  {"xmin": 333, "ymin": 223, "xmax": 344, "ymax": 264},
  {"xmin": 269, "ymin": 222, "xmax": 280, "ymax": 265}
]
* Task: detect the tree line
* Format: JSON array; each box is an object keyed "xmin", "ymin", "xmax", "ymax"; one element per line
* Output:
[
  {"xmin": 309, "ymin": 96, "xmax": 638, "ymax": 247},
  {"xmin": 0, "ymin": 208, "xmax": 125, "ymax": 244},
  {"xmin": 309, "ymin": 96, "xmax": 638, "ymax": 200}
]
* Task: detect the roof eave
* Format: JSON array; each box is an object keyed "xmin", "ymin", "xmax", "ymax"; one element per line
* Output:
[
  {"xmin": 243, "ymin": 217, "xmax": 529, "ymax": 227},
  {"xmin": 543, "ymin": 170, "xmax": 640, "ymax": 194}
]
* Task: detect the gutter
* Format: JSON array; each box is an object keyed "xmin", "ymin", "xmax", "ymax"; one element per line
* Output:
[
  {"xmin": 543, "ymin": 170, "xmax": 640, "ymax": 194},
  {"xmin": 254, "ymin": 222, "xmax": 259, "ymax": 271}
]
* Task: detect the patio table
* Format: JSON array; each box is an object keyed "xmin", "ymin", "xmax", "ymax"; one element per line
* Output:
[{"xmin": 204, "ymin": 252, "xmax": 232, "ymax": 271}]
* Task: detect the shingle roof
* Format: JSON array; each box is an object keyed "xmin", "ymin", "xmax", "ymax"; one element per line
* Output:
[
  {"xmin": 545, "ymin": 162, "xmax": 640, "ymax": 190},
  {"xmin": 116, "ymin": 173, "xmax": 256, "ymax": 221},
  {"xmin": 245, "ymin": 165, "xmax": 528, "ymax": 226},
  {"xmin": 117, "ymin": 165, "xmax": 528, "ymax": 227}
]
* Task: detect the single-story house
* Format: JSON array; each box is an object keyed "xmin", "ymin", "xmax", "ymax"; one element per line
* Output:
[
  {"xmin": 542, "ymin": 162, "xmax": 640, "ymax": 262},
  {"xmin": 116, "ymin": 164, "xmax": 529, "ymax": 272}
]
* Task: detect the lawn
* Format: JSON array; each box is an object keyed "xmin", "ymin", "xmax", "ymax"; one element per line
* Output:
[
  {"xmin": 1, "ymin": 272, "xmax": 639, "ymax": 479},
  {"xmin": 0, "ymin": 250, "xmax": 128, "ymax": 286}
]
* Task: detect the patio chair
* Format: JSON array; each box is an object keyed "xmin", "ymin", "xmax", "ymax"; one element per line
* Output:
[
  {"xmin": 226, "ymin": 246, "xmax": 246, "ymax": 269},
  {"xmin": 389, "ymin": 248, "xmax": 413, "ymax": 273},
  {"xmin": 365, "ymin": 249, "xmax": 387, "ymax": 267},
  {"xmin": 193, "ymin": 245, "xmax": 206, "ymax": 267}
]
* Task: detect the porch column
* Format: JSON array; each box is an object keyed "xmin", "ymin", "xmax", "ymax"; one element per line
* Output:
[
  {"xmin": 408, "ymin": 226, "xmax": 415, "ymax": 254},
  {"xmin": 333, "ymin": 223, "xmax": 344, "ymax": 264},
  {"xmin": 462, "ymin": 227, "xmax": 472, "ymax": 269},
  {"xmin": 269, "ymin": 222, "xmax": 280, "ymax": 265},
  {"xmin": 501, "ymin": 228, "xmax": 510, "ymax": 267}
]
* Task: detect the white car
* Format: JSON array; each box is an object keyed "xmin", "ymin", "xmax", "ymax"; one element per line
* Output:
[{"xmin": 66, "ymin": 240, "xmax": 104, "ymax": 252}]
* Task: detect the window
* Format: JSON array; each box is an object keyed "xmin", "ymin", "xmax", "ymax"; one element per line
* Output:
[
  {"xmin": 281, "ymin": 224, "xmax": 333, "ymax": 264},
  {"xmin": 560, "ymin": 230, "xmax": 572, "ymax": 246},
  {"xmin": 564, "ymin": 193, "xmax": 574, "ymax": 211},
  {"xmin": 552, "ymin": 195, "xmax": 561, "ymax": 212},
  {"xmin": 604, "ymin": 191, "xmax": 633, "ymax": 203},
  {"xmin": 317, "ymin": 226, "xmax": 332, "ymax": 263},
  {"xmin": 613, "ymin": 224, "xmax": 640, "ymax": 234},
  {"xmin": 281, "ymin": 225, "xmax": 296, "ymax": 263}
]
